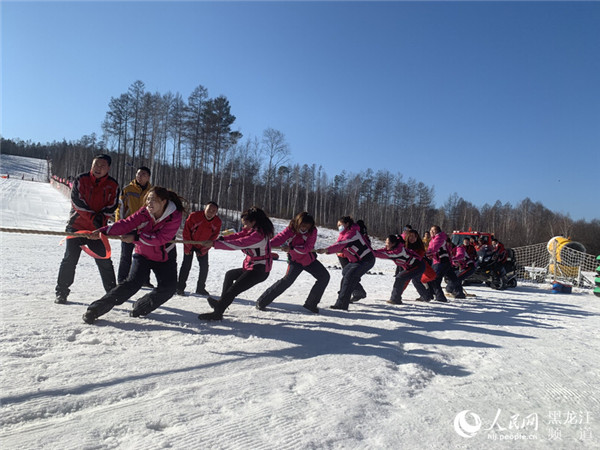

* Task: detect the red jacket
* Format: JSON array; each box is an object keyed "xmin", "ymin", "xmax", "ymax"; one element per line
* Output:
[
  {"xmin": 182, "ymin": 211, "xmax": 222, "ymax": 255},
  {"xmin": 464, "ymin": 244, "xmax": 478, "ymax": 262},
  {"xmin": 67, "ymin": 171, "xmax": 119, "ymax": 232},
  {"xmin": 493, "ymin": 242, "xmax": 508, "ymax": 264}
]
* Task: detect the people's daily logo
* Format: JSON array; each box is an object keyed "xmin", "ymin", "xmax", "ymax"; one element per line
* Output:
[{"xmin": 454, "ymin": 410, "xmax": 482, "ymax": 438}]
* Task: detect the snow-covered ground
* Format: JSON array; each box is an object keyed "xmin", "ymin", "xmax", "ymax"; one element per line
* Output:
[{"xmin": 1, "ymin": 154, "xmax": 599, "ymax": 449}]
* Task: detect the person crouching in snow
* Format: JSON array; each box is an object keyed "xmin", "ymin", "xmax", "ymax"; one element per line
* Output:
[
  {"xmin": 255, "ymin": 212, "xmax": 330, "ymax": 314},
  {"xmin": 82, "ymin": 187, "xmax": 184, "ymax": 324},
  {"xmin": 373, "ymin": 234, "xmax": 425, "ymax": 305},
  {"xmin": 197, "ymin": 206, "xmax": 274, "ymax": 321}
]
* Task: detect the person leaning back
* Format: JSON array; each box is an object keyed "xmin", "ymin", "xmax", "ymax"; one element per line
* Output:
[{"xmin": 55, "ymin": 154, "xmax": 119, "ymax": 304}]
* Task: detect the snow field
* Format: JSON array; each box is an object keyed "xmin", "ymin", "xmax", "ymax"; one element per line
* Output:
[{"xmin": 1, "ymin": 155, "xmax": 599, "ymax": 449}]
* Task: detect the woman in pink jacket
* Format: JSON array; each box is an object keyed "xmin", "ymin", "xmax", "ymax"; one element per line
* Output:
[
  {"xmin": 316, "ymin": 216, "xmax": 375, "ymax": 310},
  {"xmin": 82, "ymin": 187, "xmax": 184, "ymax": 324},
  {"xmin": 447, "ymin": 237, "xmax": 476, "ymax": 294},
  {"xmin": 374, "ymin": 234, "xmax": 425, "ymax": 305},
  {"xmin": 198, "ymin": 207, "xmax": 274, "ymax": 321},
  {"xmin": 426, "ymin": 226, "xmax": 465, "ymax": 301},
  {"xmin": 255, "ymin": 212, "xmax": 330, "ymax": 313}
]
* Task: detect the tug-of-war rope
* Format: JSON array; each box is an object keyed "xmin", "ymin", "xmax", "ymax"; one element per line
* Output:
[
  {"xmin": 0, "ymin": 227, "xmax": 208, "ymax": 245},
  {"xmin": 0, "ymin": 227, "xmax": 289, "ymax": 260},
  {"xmin": 0, "ymin": 227, "xmax": 223, "ymax": 260},
  {"xmin": 0, "ymin": 227, "xmax": 206, "ymax": 245}
]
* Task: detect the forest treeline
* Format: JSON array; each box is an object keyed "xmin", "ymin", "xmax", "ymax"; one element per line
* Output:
[{"xmin": 2, "ymin": 80, "xmax": 598, "ymax": 255}]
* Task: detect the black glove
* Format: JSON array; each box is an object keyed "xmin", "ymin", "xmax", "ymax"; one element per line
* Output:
[{"xmin": 93, "ymin": 212, "xmax": 105, "ymax": 229}]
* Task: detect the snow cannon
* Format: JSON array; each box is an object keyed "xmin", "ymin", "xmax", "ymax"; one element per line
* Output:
[
  {"xmin": 547, "ymin": 236, "xmax": 586, "ymax": 278},
  {"xmin": 594, "ymin": 254, "xmax": 600, "ymax": 298}
]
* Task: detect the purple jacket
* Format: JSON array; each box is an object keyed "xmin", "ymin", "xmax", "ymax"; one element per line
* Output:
[
  {"xmin": 99, "ymin": 201, "xmax": 182, "ymax": 262},
  {"xmin": 214, "ymin": 227, "xmax": 273, "ymax": 272},
  {"xmin": 426, "ymin": 231, "xmax": 452, "ymax": 265},
  {"xmin": 326, "ymin": 224, "xmax": 372, "ymax": 262},
  {"xmin": 271, "ymin": 226, "xmax": 317, "ymax": 267},
  {"xmin": 374, "ymin": 243, "xmax": 422, "ymax": 270}
]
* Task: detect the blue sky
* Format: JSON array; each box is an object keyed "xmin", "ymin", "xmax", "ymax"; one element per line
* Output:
[{"xmin": 2, "ymin": 1, "xmax": 599, "ymax": 221}]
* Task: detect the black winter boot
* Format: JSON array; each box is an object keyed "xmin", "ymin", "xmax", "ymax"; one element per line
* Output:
[
  {"xmin": 386, "ymin": 298, "xmax": 403, "ymax": 305},
  {"xmin": 198, "ymin": 311, "xmax": 223, "ymax": 321},
  {"xmin": 330, "ymin": 303, "xmax": 348, "ymax": 310},
  {"xmin": 82, "ymin": 310, "xmax": 97, "ymax": 324},
  {"xmin": 206, "ymin": 296, "xmax": 219, "ymax": 309},
  {"xmin": 131, "ymin": 295, "xmax": 155, "ymax": 317},
  {"xmin": 302, "ymin": 303, "xmax": 319, "ymax": 314}
]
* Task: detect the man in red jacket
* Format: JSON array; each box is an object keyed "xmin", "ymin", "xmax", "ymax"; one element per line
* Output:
[
  {"xmin": 55, "ymin": 155, "xmax": 120, "ymax": 304},
  {"xmin": 176, "ymin": 201, "xmax": 222, "ymax": 296}
]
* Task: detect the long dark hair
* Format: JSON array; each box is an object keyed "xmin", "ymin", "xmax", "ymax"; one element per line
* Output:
[
  {"xmin": 148, "ymin": 186, "xmax": 185, "ymax": 212},
  {"xmin": 387, "ymin": 234, "xmax": 403, "ymax": 249},
  {"xmin": 406, "ymin": 229, "xmax": 425, "ymax": 253},
  {"xmin": 289, "ymin": 211, "xmax": 315, "ymax": 233},
  {"xmin": 356, "ymin": 219, "xmax": 368, "ymax": 237},
  {"xmin": 354, "ymin": 219, "xmax": 371, "ymax": 245},
  {"xmin": 242, "ymin": 206, "xmax": 274, "ymax": 238},
  {"xmin": 339, "ymin": 216, "xmax": 354, "ymax": 228}
]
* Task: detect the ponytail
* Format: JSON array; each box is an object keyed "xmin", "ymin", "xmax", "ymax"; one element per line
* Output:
[
  {"xmin": 356, "ymin": 219, "xmax": 368, "ymax": 237},
  {"xmin": 242, "ymin": 206, "xmax": 274, "ymax": 238},
  {"xmin": 356, "ymin": 219, "xmax": 371, "ymax": 245}
]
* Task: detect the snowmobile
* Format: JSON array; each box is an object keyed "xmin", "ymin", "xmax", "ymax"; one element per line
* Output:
[{"xmin": 463, "ymin": 247, "xmax": 518, "ymax": 290}]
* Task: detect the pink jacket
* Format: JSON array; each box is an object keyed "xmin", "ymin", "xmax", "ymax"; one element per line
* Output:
[
  {"xmin": 99, "ymin": 201, "xmax": 182, "ymax": 262},
  {"xmin": 453, "ymin": 244, "xmax": 476, "ymax": 269},
  {"xmin": 214, "ymin": 227, "xmax": 273, "ymax": 272},
  {"xmin": 271, "ymin": 226, "xmax": 317, "ymax": 267},
  {"xmin": 452, "ymin": 245, "xmax": 465, "ymax": 268},
  {"xmin": 326, "ymin": 224, "xmax": 372, "ymax": 262},
  {"xmin": 374, "ymin": 243, "xmax": 422, "ymax": 270},
  {"xmin": 426, "ymin": 231, "xmax": 452, "ymax": 265}
]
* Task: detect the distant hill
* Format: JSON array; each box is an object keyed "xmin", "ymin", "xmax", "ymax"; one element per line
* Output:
[{"xmin": 0, "ymin": 154, "xmax": 49, "ymax": 182}]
